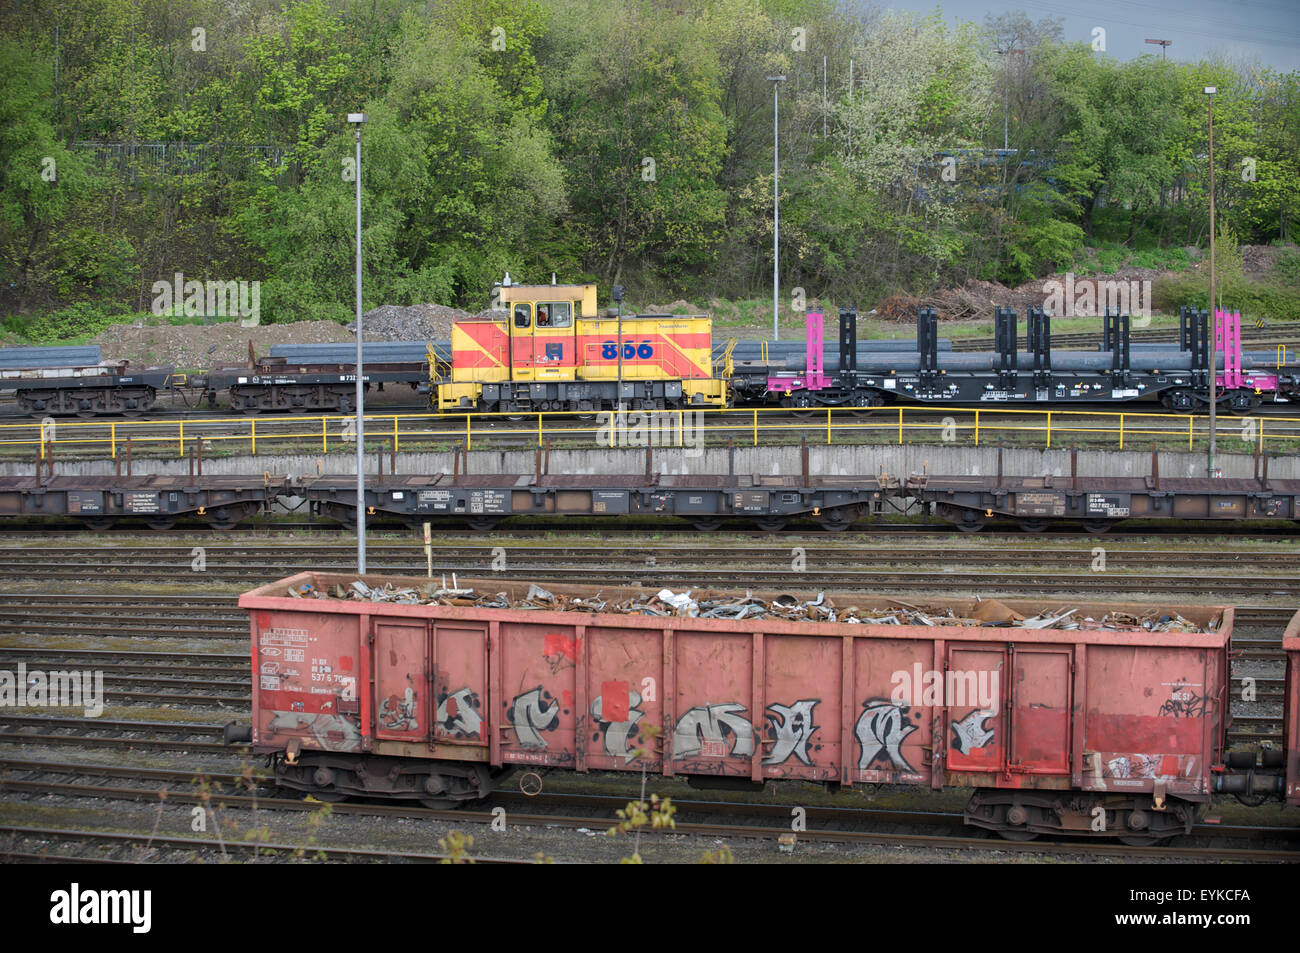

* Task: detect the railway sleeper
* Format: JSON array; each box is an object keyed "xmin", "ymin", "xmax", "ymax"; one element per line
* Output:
[
  {"xmin": 964, "ymin": 790, "xmax": 1201, "ymax": 844},
  {"xmin": 274, "ymin": 752, "xmax": 493, "ymax": 809}
]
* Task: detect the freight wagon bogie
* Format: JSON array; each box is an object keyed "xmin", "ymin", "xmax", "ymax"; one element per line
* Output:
[
  {"xmin": 229, "ymin": 382, "xmax": 368, "ymax": 415},
  {"xmin": 17, "ymin": 384, "xmax": 158, "ymax": 417},
  {"xmin": 273, "ymin": 751, "xmax": 493, "ymax": 809},
  {"xmin": 965, "ymin": 790, "xmax": 1201, "ymax": 845}
]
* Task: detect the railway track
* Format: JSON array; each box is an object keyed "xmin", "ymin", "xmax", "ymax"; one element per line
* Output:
[
  {"xmin": 2, "ymin": 520, "xmax": 1299, "ymax": 539},
  {"xmin": 2, "ymin": 757, "xmax": 1295, "ymax": 863}
]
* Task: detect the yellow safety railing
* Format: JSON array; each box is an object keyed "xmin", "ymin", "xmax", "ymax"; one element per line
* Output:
[{"xmin": 14, "ymin": 404, "xmax": 1300, "ymax": 461}]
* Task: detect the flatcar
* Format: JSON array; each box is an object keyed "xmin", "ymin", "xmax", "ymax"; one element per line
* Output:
[{"xmin": 232, "ymin": 573, "xmax": 1299, "ymax": 843}]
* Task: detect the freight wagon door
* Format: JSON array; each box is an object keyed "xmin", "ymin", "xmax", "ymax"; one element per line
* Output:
[
  {"xmin": 431, "ymin": 622, "xmax": 488, "ymax": 748},
  {"xmin": 945, "ymin": 646, "xmax": 1006, "ymax": 775},
  {"xmin": 1008, "ymin": 648, "xmax": 1071, "ymax": 775},
  {"xmin": 373, "ymin": 620, "xmax": 429, "ymax": 743}
]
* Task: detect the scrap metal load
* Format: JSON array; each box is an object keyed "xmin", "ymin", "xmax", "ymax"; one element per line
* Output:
[
  {"xmin": 327, "ymin": 576, "xmax": 1208, "ymax": 632},
  {"xmin": 236, "ymin": 571, "xmax": 1300, "ymax": 841},
  {"xmin": 0, "ymin": 344, "xmax": 173, "ymax": 417}
]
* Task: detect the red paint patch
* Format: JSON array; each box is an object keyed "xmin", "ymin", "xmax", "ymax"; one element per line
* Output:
[
  {"xmin": 602, "ymin": 681, "xmax": 629, "ymax": 721},
  {"xmin": 1161, "ymin": 754, "xmax": 1180, "ymax": 777},
  {"xmin": 338, "ymin": 656, "xmax": 353, "ymax": 672},
  {"xmin": 561, "ymin": 689, "xmax": 574, "ymax": 708},
  {"xmin": 544, "ymin": 633, "xmax": 577, "ymax": 659},
  {"xmin": 447, "ymin": 696, "xmax": 460, "ymax": 718}
]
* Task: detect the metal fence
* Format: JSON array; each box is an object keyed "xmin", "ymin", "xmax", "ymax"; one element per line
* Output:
[{"xmin": 12, "ymin": 406, "xmax": 1300, "ymax": 461}]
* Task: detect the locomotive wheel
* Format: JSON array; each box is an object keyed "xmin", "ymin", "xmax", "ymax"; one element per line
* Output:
[
  {"xmin": 1018, "ymin": 518, "xmax": 1048, "ymax": 533},
  {"xmin": 75, "ymin": 407, "xmax": 98, "ymax": 419},
  {"xmin": 755, "ymin": 517, "xmax": 787, "ymax": 532},
  {"xmin": 1081, "ymin": 519, "xmax": 1113, "ymax": 534}
]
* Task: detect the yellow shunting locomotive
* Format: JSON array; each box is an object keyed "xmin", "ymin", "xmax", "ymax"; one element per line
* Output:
[{"xmin": 432, "ymin": 278, "xmax": 728, "ymax": 413}]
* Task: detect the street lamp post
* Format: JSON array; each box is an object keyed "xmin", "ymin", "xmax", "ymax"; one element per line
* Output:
[
  {"xmin": 1204, "ymin": 87, "xmax": 1217, "ymax": 478},
  {"xmin": 348, "ymin": 111, "xmax": 368, "ymax": 572},
  {"xmin": 994, "ymin": 48, "xmax": 1024, "ymax": 151},
  {"xmin": 767, "ymin": 75, "xmax": 785, "ymax": 341}
]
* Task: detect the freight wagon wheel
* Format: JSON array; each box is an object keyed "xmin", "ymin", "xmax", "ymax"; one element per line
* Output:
[
  {"xmin": 1117, "ymin": 834, "xmax": 1163, "ymax": 847},
  {"xmin": 848, "ymin": 407, "xmax": 878, "ymax": 418},
  {"xmin": 789, "ymin": 408, "xmax": 818, "ymax": 419},
  {"xmin": 307, "ymin": 791, "xmax": 349, "ymax": 803},
  {"xmin": 74, "ymin": 408, "xmax": 98, "ymax": 419},
  {"xmin": 692, "ymin": 519, "xmax": 723, "ymax": 532},
  {"xmin": 145, "ymin": 517, "xmax": 177, "ymax": 531},
  {"xmin": 755, "ymin": 518, "xmax": 787, "ymax": 532},
  {"xmin": 467, "ymin": 517, "xmax": 500, "ymax": 532},
  {"xmin": 206, "ymin": 504, "xmax": 253, "ymax": 530},
  {"xmin": 83, "ymin": 518, "xmax": 114, "ymax": 532},
  {"xmin": 1225, "ymin": 392, "xmax": 1261, "ymax": 415},
  {"xmin": 817, "ymin": 507, "xmax": 859, "ymax": 532},
  {"xmin": 954, "ymin": 513, "xmax": 986, "ymax": 533},
  {"xmin": 997, "ymin": 828, "xmax": 1039, "ymax": 842},
  {"xmin": 1017, "ymin": 519, "xmax": 1048, "ymax": 533},
  {"xmin": 419, "ymin": 797, "xmax": 459, "ymax": 810},
  {"xmin": 1080, "ymin": 519, "xmax": 1114, "ymax": 534}
]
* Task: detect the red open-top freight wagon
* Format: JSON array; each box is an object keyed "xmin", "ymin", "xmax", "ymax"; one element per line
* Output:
[{"xmin": 237, "ymin": 572, "xmax": 1251, "ymax": 842}]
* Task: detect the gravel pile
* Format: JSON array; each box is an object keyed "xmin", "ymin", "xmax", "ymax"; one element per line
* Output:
[{"xmin": 350, "ymin": 304, "xmax": 507, "ymax": 342}]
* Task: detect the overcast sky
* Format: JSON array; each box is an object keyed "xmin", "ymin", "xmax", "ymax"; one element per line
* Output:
[{"xmin": 873, "ymin": 0, "xmax": 1300, "ymax": 71}]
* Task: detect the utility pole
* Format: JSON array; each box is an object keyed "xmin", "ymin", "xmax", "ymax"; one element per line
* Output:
[
  {"xmin": 1204, "ymin": 86, "xmax": 1217, "ymax": 478},
  {"xmin": 348, "ymin": 112, "xmax": 369, "ymax": 571},
  {"xmin": 767, "ymin": 75, "xmax": 786, "ymax": 341}
]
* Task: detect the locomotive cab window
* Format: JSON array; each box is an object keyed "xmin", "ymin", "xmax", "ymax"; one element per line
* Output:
[
  {"xmin": 537, "ymin": 302, "xmax": 572, "ymax": 328},
  {"xmin": 513, "ymin": 304, "xmax": 531, "ymax": 328}
]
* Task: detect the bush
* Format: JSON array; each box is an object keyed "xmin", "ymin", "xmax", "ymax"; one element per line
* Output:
[
  {"xmin": 3, "ymin": 302, "xmax": 148, "ymax": 343},
  {"xmin": 1152, "ymin": 273, "xmax": 1300, "ymax": 321}
]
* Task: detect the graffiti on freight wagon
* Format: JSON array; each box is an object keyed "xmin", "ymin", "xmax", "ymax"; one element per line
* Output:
[
  {"xmin": 507, "ymin": 686, "xmax": 561, "ymax": 748},
  {"xmin": 673, "ymin": 703, "xmax": 756, "ymax": 759},
  {"xmin": 951, "ymin": 709, "xmax": 997, "ymax": 755},
  {"xmin": 855, "ymin": 700, "xmax": 919, "ymax": 773},
  {"xmin": 435, "ymin": 687, "xmax": 483, "ymax": 739},
  {"xmin": 764, "ymin": 699, "xmax": 820, "ymax": 766},
  {"xmin": 591, "ymin": 687, "xmax": 646, "ymax": 762}
]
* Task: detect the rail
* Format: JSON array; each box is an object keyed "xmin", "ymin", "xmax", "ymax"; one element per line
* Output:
[{"xmin": 14, "ymin": 405, "xmax": 1300, "ymax": 460}]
